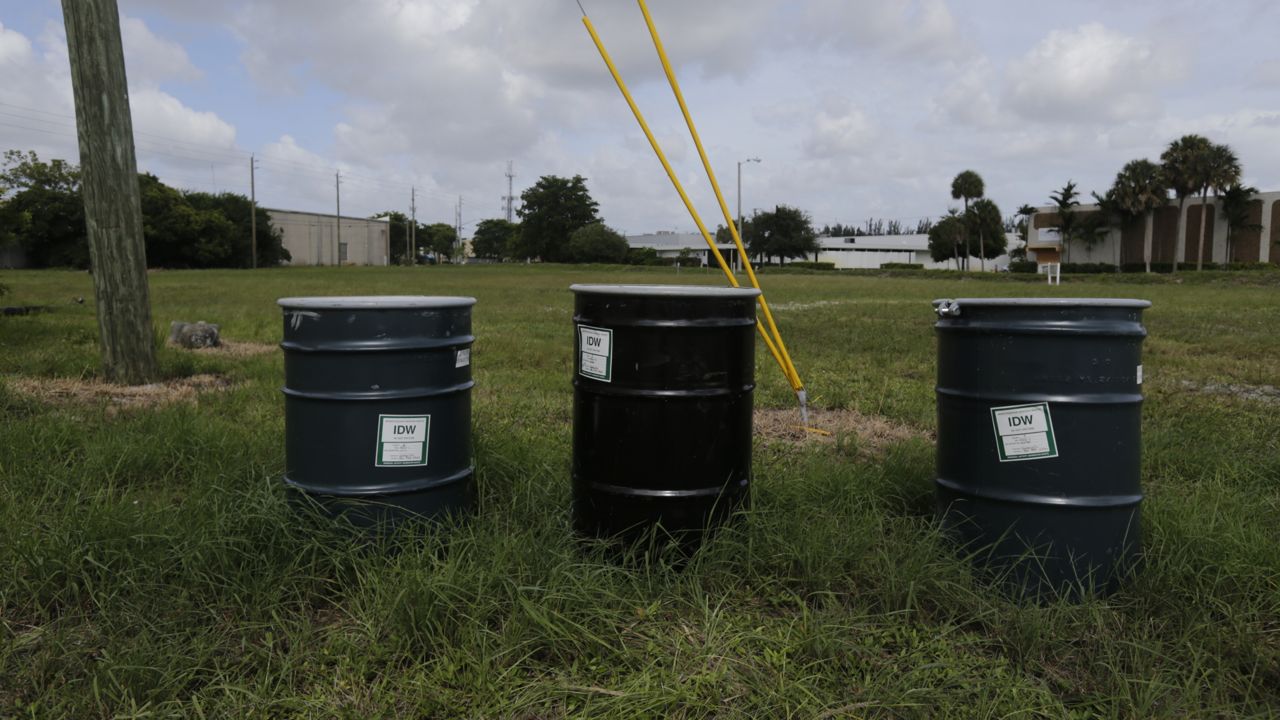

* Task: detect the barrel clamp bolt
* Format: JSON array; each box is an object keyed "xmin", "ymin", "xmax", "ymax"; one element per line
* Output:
[{"xmin": 935, "ymin": 300, "xmax": 962, "ymax": 318}]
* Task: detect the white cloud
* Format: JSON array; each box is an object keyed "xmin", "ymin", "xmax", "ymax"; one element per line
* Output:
[
  {"xmin": 12, "ymin": 2, "xmax": 1280, "ymax": 236},
  {"xmin": 802, "ymin": 98, "xmax": 877, "ymax": 158},
  {"xmin": 794, "ymin": 0, "xmax": 972, "ymax": 63},
  {"xmin": 1006, "ymin": 23, "xmax": 1185, "ymax": 123},
  {"xmin": 0, "ymin": 18, "xmax": 243, "ymax": 198},
  {"xmin": 931, "ymin": 59, "xmax": 1004, "ymax": 129},
  {"xmin": 0, "ymin": 21, "xmax": 33, "ymax": 67},
  {"xmin": 120, "ymin": 16, "xmax": 202, "ymax": 85},
  {"xmin": 130, "ymin": 88, "xmax": 236, "ymax": 148}
]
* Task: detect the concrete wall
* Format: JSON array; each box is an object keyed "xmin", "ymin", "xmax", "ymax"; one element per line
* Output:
[{"xmin": 268, "ymin": 209, "xmax": 390, "ymax": 266}]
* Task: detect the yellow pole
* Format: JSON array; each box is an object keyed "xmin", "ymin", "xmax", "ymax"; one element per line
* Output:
[
  {"xmin": 635, "ymin": 0, "xmax": 807, "ymax": 410},
  {"xmin": 580, "ymin": 13, "xmax": 792, "ymax": 381}
]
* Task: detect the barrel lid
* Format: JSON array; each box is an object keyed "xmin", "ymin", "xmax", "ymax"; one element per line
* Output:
[
  {"xmin": 570, "ymin": 284, "xmax": 761, "ymax": 298},
  {"xmin": 932, "ymin": 298, "xmax": 1151, "ymax": 309},
  {"xmin": 277, "ymin": 296, "xmax": 476, "ymax": 309}
]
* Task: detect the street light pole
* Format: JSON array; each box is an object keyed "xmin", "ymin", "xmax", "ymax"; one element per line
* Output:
[{"xmin": 736, "ymin": 157, "xmax": 761, "ymax": 271}]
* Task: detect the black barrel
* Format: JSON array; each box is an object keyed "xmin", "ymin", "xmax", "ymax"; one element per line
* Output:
[
  {"xmin": 933, "ymin": 297, "xmax": 1151, "ymax": 597},
  {"xmin": 571, "ymin": 284, "xmax": 760, "ymax": 543},
  {"xmin": 279, "ymin": 296, "xmax": 476, "ymax": 529}
]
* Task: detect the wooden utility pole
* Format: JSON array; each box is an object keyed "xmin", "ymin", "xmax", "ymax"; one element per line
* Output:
[
  {"xmin": 409, "ymin": 186, "xmax": 416, "ymax": 265},
  {"xmin": 62, "ymin": 0, "xmax": 158, "ymax": 384}
]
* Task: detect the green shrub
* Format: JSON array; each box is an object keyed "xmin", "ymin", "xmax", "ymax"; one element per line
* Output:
[
  {"xmin": 879, "ymin": 263, "xmax": 923, "ymax": 270},
  {"xmin": 567, "ymin": 223, "xmax": 629, "ymax": 264},
  {"xmin": 1061, "ymin": 263, "xmax": 1117, "ymax": 274},
  {"xmin": 1122, "ymin": 263, "xmax": 1167, "ymax": 273},
  {"xmin": 1008, "ymin": 260, "xmax": 1038, "ymax": 273},
  {"xmin": 785, "ymin": 261, "xmax": 836, "ymax": 270},
  {"xmin": 649, "ymin": 256, "xmax": 702, "ymax": 267},
  {"xmin": 1221, "ymin": 262, "xmax": 1276, "ymax": 271},
  {"xmin": 626, "ymin": 247, "xmax": 659, "ymax": 265}
]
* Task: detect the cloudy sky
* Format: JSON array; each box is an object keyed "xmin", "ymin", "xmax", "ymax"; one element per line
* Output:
[{"xmin": 1, "ymin": 0, "xmax": 1278, "ymax": 236}]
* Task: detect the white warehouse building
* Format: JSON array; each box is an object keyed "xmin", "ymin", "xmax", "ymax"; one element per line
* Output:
[
  {"xmin": 816, "ymin": 233, "xmax": 1016, "ymax": 270},
  {"xmin": 625, "ymin": 231, "xmax": 1016, "ymax": 270}
]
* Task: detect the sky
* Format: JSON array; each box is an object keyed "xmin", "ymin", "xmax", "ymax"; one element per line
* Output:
[{"xmin": 1, "ymin": 0, "xmax": 1278, "ymax": 237}]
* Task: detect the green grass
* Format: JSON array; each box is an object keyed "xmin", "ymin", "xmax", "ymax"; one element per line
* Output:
[{"xmin": 1, "ymin": 264, "xmax": 1278, "ymax": 718}]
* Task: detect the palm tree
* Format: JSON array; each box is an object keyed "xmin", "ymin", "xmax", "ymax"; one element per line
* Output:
[
  {"xmin": 1160, "ymin": 134, "xmax": 1211, "ymax": 273},
  {"xmin": 950, "ymin": 170, "xmax": 984, "ymax": 271},
  {"xmin": 944, "ymin": 207, "xmax": 963, "ymax": 269},
  {"xmin": 1194, "ymin": 143, "xmax": 1241, "ymax": 270},
  {"xmin": 1013, "ymin": 203, "xmax": 1036, "ymax": 260},
  {"xmin": 1220, "ymin": 183, "xmax": 1260, "ymax": 263},
  {"xmin": 1048, "ymin": 181, "xmax": 1080, "ymax": 263},
  {"xmin": 1108, "ymin": 159, "xmax": 1167, "ymax": 273},
  {"xmin": 1085, "ymin": 189, "xmax": 1126, "ymax": 267}
]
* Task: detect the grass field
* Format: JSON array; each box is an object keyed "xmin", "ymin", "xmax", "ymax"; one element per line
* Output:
[{"xmin": 1, "ymin": 264, "xmax": 1278, "ymax": 718}]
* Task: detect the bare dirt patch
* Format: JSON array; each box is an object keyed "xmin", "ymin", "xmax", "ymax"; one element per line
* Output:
[
  {"xmin": 1179, "ymin": 380, "xmax": 1280, "ymax": 405},
  {"xmin": 754, "ymin": 407, "xmax": 929, "ymax": 455},
  {"xmin": 5, "ymin": 373, "xmax": 235, "ymax": 410},
  {"xmin": 169, "ymin": 339, "xmax": 278, "ymax": 358}
]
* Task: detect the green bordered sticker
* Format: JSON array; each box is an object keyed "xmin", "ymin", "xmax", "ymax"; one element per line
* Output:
[
  {"xmin": 578, "ymin": 325, "xmax": 613, "ymax": 382},
  {"xmin": 375, "ymin": 414, "xmax": 430, "ymax": 467},
  {"xmin": 990, "ymin": 402, "xmax": 1058, "ymax": 462}
]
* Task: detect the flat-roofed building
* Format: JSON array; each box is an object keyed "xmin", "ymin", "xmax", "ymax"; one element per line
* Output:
[
  {"xmin": 626, "ymin": 231, "xmax": 741, "ymax": 267},
  {"xmin": 817, "ymin": 234, "xmax": 1015, "ymax": 270},
  {"xmin": 1028, "ymin": 190, "xmax": 1280, "ymax": 267},
  {"xmin": 267, "ymin": 208, "xmax": 390, "ymax": 266}
]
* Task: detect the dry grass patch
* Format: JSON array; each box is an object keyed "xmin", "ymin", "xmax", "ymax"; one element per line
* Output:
[
  {"xmin": 1178, "ymin": 380, "xmax": 1280, "ymax": 405},
  {"xmin": 754, "ymin": 406, "xmax": 928, "ymax": 455},
  {"xmin": 169, "ymin": 339, "xmax": 278, "ymax": 357},
  {"xmin": 5, "ymin": 373, "xmax": 234, "ymax": 410}
]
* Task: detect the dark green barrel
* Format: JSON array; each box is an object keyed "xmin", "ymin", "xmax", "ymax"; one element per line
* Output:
[
  {"xmin": 279, "ymin": 296, "xmax": 476, "ymax": 529},
  {"xmin": 571, "ymin": 284, "xmax": 760, "ymax": 542},
  {"xmin": 933, "ymin": 297, "xmax": 1150, "ymax": 597}
]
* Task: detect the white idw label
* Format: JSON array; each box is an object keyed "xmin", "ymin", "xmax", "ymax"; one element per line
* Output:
[
  {"xmin": 456, "ymin": 348, "xmax": 471, "ymax": 368},
  {"xmin": 993, "ymin": 406, "xmax": 1049, "ymax": 435},
  {"xmin": 578, "ymin": 325, "xmax": 613, "ymax": 382},
  {"xmin": 990, "ymin": 403, "xmax": 1058, "ymax": 462},
  {"xmin": 1136, "ymin": 364, "xmax": 1143, "ymax": 384},
  {"xmin": 375, "ymin": 414, "xmax": 430, "ymax": 466}
]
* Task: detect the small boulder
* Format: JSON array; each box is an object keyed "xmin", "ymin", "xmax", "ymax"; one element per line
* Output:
[{"xmin": 169, "ymin": 321, "xmax": 221, "ymax": 349}]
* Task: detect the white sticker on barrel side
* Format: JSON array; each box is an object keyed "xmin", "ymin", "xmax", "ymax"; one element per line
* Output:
[
  {"xmin": 375, "ymin": 414, "xmax": 430, "ymax": 467},
  {"xmin": 456, "ymin": 348, "xmax": 471, "ymax": 368},
  {"xmin": 1136, "ymin": 364, "xmax": 1143, "ymax": 384},
  {"xmin": 990, "ymin": 403, "xmax": 1058, "ymax": 462},
  {"xmin": 578, "ymin": 325, "xmax": 613, "ymax": 382}
]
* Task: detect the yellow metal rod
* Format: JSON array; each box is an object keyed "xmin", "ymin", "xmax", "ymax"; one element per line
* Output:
[
  {"xmin": 581, "ymin": 15, "xmax": 735, "ymax": 283},
  {"xmin": 580, "ymin": 14, "xmax": 793, "ymax": 381},
  {"xmin": 635, "ymin": 0, "xmax": 804, "ymax": 393}
]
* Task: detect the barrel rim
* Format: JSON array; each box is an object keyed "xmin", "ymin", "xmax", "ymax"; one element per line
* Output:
[
  {"xmin": 277, "ymin": 295, "xmax": 477, "ymax": 309},
  {"xmin": 570, "ymin": 283, "xmax": 761, "ymax": 298},
  {"xmin": 932, "ymin": 297, "xmax": 1151, "ymax": 309}
]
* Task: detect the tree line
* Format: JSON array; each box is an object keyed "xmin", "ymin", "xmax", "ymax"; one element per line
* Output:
[
  {"xmin": 2, "ymin": 154, "xmax": 831, "ymax": 270},
  {"xmin": 1043, "ymin": 134, "xmax": 1259, "ymax": 272},
  {"xmin": 0, "ymin": 150, "xmax": 289, "ymax": 269},
  {"xmin": 818, "ymin": 218, "xmax": 935, "ymax": 237},
  {"xmin": 470, "ymin": 174, "xmax": 822, "ymax": 266}
]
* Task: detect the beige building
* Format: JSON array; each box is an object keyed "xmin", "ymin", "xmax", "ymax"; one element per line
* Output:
[
  {"xmin": 1028, "ymin": 190, "xmax": 1279, "ymax": 266},
  {"xmin": 267, "ymin": 208, "xmax": 390, "ymax": 266}
]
